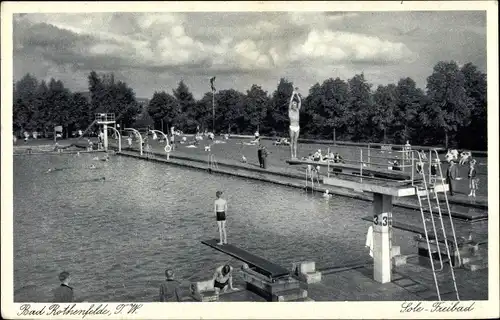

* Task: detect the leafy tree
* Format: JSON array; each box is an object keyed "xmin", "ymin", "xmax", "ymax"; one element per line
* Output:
[
  {"xmin": 393, "ymin": 77, "xmax": 425, "ymax": 144},
  {"xmin": 424, "ymin": 61, "xmax": 472, "ymax": 148},
  {"xmin": 47, "ymin": 78, "xmax": 72, "ymax": 137},
  {"xmin": 173, "ymin": 81, "xmax": 197, "ymax": 132},
  {"xmin": 267, "ymin": 78, "xmax": 294, "ymax": 135},
  {"xmin": 33, "ymin": 81, "xmax": 51, "ymax": 135},
  {"xmin": 87, "ymin": 71, "xmax": 140, "ymax": 129},
  {"xmin": 459, "ymin": 63, "xmax": 487, "ymax": 149},
  {"xmin": 346, "ymin": 74, "xmax": 372, "ymax": 141},
  {"xmin": 148, "ymin": 91, "xmax": 179, "ymax": 132},
  {"xmin": 372, "ymin": 84, "xmax": 397, "ymax": 143},
  {"xmin": 214, "ymin": 89, "xmax": 245, "ymax": 134},
  {"xmin": 244, "ymin": 85, "xmax": 271, "ymax": 133},
  {"xmin": 301, "ymin": 83, "xmax": 322, "ymax": 137},
  {"xmin": 13, "ymin": 73, "xmax": 39, "ymax": 133},
  {"xmin": 195, "ymin": 92, "xmax": 215, "ymax": 132},
  {"xmin": 71, "ymin": 92, "xmax": 91, "ymax": 132}
]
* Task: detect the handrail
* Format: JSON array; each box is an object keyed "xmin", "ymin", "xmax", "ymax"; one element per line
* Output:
[
  {"xmin": 149, "ymin": 129, "xmax": 170, "ymax": 147},
  {"xmin": 106, "ymin": 126, "xmax": 121, "ymax": 152},
  {"xmin": 124, "ymin": 128, "xmax": 143, "ymax": 155},
  {"xmin": 431, "ymin": 149, "xmax": 462, "ymax": 269},
  {"xmin": 415, "ymin": 151, "xmax": 442, "ymax": 300}
]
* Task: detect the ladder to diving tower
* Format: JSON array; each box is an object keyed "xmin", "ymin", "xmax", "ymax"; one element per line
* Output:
[{"xmin": 413, "ymin": 149, "xmax": 461, "ymax": 301}]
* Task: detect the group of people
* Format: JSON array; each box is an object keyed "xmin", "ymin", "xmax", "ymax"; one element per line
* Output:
[
  {"xmin": 413, "ymin": 148, "xmax": 479, "ymax": 197},
  {"xmin": 52, "ymin": 263, "xmax": 236, "ymax": 303},
  {"xmin": 301, "ymin": 150, "xmax": 344, "ymax": 163},
  {"xmin": 159, "ymin": 263, "xmax": 236, "ymax": 302},
  {"xmin": 446, "ymin": 157, "xmax": 479, "ymax": 197}
]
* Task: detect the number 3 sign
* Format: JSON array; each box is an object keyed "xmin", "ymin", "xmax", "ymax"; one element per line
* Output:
[{"xmin": 373, "ymin": 212, "xmax": 390, "ymax": 228}]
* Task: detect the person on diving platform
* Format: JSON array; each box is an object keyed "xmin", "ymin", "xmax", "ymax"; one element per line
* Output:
[
  {"xmin": 288, "ymin": 88, "xmax": 302, "ymax": 159},
  {"xmin": 214, "ymin": 191, "xmax": 228, "ymax": 245}
]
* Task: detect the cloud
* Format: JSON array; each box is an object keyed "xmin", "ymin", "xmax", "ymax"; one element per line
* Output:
[
  {"xmin": 289, "ymin": 29, "xmax": 415, "ymax": 66},
  {"xmin": 12, "ymin": 11, "xmax": 486, "ymax": 99}
]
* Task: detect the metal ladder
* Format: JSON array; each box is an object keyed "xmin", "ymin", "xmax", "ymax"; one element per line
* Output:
[
  {"xmin": 305, "ymin": 164, "xmax": 320, "ymax": 193},
  {"xmin": 414, "ymin": 150, "xmax": 460, "ymax": 301},
  {"xmin": 208, "ymin": 154, "xmax": 219, "ymax": 170}
]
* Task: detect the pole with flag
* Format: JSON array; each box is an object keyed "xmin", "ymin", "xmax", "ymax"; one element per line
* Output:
[{"xmin": 210, "ymin": 76, "xmax": 216, "ymax": 133}]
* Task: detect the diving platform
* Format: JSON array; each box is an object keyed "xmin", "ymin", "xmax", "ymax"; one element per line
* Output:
[
  {"xmin": 322, "ymin": 176, "xmax": 448, "ymax": 197},
  {"xmin": 286, "ymin": 159, "xmax": 412, "ymax": 181},
  {"xmin": 201, "ymin": 239, "xmax": 289, "ymax": 279},
  {"xmin": 201, "ymin": 239, "xmax": 307, "ymax": 301}
]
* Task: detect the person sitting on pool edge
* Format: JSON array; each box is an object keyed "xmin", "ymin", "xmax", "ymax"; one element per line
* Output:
[
  {"xmin": 214, "ymin": 191, "xmax": 228, "ymax": 245},
  {"xmin": 159, "ymin": 269, "xmax": 181, "ymax": 302},
  {"xmin": 53, "ymin": 271, "xmax": 74, "ymax": 302},
  {"xmin": 212, "ymin": 264, "xmax": 234, "ymax": 295}
]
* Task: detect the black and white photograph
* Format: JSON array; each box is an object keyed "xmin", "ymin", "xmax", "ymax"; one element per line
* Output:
[{"xmin": 1, "ymin": 1, "xmax": 498, "ymax": 319}]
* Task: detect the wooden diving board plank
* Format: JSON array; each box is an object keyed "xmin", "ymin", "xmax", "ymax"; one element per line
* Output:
[
  {"xmin": 201, "ymin": 239, "xmax": 290, "ymax": 279},
  {"xmin": 286, "ymin": 159, "xmax": 411, "ymax": 180}
]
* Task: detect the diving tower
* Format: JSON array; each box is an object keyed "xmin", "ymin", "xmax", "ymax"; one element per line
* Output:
[
  {"xmin": 289, "ymin": 146, "xmax": 461, "ymax": 301},
  {"xmin": 95, "ymin": 113, "xmax": 117, "ymax": 151}
]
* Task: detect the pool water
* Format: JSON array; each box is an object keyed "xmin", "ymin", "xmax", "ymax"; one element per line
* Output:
[{"xmin": 14, "ymin": 153, "xmax": 418, "ymax": 302}]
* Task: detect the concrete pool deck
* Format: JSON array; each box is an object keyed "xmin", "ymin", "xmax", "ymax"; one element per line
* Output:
[{"xmin": 179, "ymin": 256, "xmax": 488, "ymax": 302}]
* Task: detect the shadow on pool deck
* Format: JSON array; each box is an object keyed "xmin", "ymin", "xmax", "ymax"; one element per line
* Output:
[{"xmin": 182, "ymin": 258, "xmax": 488, "ymax": 302}]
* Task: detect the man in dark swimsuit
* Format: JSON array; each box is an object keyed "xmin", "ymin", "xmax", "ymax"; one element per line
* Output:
[
  {"xmin": 212, "ymin": 264, "xmax": 234, "ymax": 295},
  {"xmin": 214, "ymin": 191, "xmax": 228, "ymax": 245}
]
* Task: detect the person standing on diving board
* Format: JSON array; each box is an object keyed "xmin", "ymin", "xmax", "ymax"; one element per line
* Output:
[
  {"xmin": 214, "ymin": 191, "xmax": 228, "ymax": 245},
  {"xmin": 289, "ymin": 88, "xmax": 302, "ymax": 159}
]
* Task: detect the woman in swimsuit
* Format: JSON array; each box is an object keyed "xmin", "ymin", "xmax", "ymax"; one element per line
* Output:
[
  {"xmin": 214, "ymin": 191, "xmax": 228, "ymax": 245},
  {"xmin": 288, "ymin": 88, "xmax": 302, "ymax": 159},
  {"xmin": 212, "ymin": 264, "xmax": 234, "ymax": 295}
]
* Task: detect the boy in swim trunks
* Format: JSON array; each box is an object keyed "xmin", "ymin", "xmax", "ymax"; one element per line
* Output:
[
  {"xmin": 468, "ymin": 159, "xmax": 479, "ymax": 197},
  {"xmin": 212, "ymin": 264, "xmax": 234, "ymax": 295},
  {"xmin": 288, "ymin": 88, "xmax": 302, "ymax": 159},
  {"xmin": 214, "ymin": 191, "xmax": 228, "ymax": 245}
]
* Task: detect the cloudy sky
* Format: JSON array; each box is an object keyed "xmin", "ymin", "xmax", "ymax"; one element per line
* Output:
[{"xmin": 13, "ymin": 10, "xmax": 486, "ymax": 99}]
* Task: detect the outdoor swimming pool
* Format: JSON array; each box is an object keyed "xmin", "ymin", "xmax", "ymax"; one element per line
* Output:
[{"xmin": 14, "ymin": 153, "xmax": 424, "ymax": 302}]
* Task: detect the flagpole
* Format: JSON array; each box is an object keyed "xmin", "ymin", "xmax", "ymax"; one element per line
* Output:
[{"xmin": 212, "ymin": 91, "xmax": 215, "ymax": 133}]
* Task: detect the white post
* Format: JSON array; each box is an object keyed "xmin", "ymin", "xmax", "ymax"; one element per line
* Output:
[
  {"xmin": 103, "ymin": 124, "xmax": 108, "ymax": 151},
  {"xmin": 360, "ymin": 149, "xmax": 363, "ymax": 183},
  {"xmin": 327, "ymin": 147, "xmax": 330, "ymax": 179},
  {"xmin": 368, "ymin": 144, "xmax": 371, "ymax": 168},
  {"xmin": 373, "ymin": 193, "xmax": 392, "ymax": 283}
]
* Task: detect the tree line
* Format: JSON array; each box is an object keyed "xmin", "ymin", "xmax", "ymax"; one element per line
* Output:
[{"xmin": 13, "ymin": 60, "xmax": 487, "ymax": 150}]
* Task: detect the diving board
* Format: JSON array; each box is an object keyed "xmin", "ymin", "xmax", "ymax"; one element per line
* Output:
[
  {"xmin": 286, "ymin": 159, "xmax": 411, "ymax": 181},
  {"xmin": 201, "ymin": 239, "xmax": 290, "ymax": 279}
]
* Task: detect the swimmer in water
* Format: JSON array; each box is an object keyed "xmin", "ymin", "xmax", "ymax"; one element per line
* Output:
[{"xmin": 323, "ymin": 189, "xmax": 332, "ymax": 198}]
